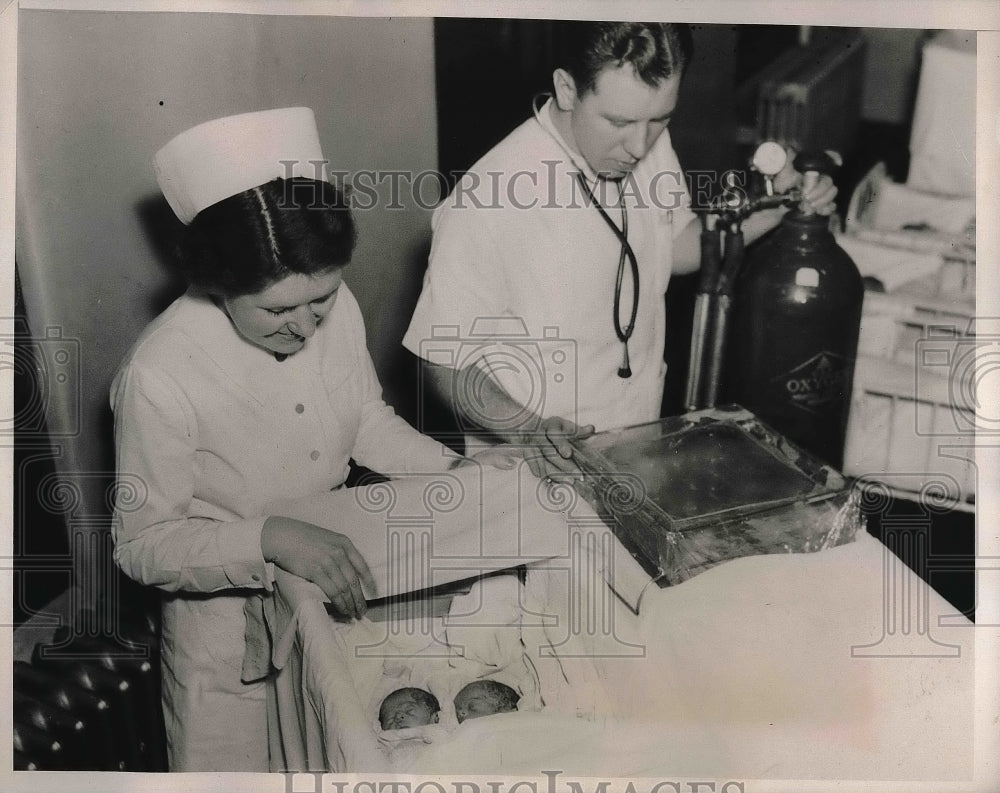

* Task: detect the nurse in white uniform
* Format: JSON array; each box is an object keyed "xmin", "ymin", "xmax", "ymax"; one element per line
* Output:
[
  {"xmin": 403, "ymin": 22, "xmax": 837, "ymax": 473},
  {"xmin": 111, "ymin": 108, "xmax": 474, "ymax": 770}
]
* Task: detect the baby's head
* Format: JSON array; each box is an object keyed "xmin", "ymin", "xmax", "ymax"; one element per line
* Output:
[
  {"xmin": 379, "ymin": 687, "xmax": 441, "ymax": 731},
  {"xmin": 453, "ymin": 680, "xmax": 520, "ymax": 723}
]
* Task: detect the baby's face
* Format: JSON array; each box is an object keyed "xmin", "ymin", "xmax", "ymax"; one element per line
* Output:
[
  {"xmin": 454, "ymin": 687, "xmax": 514, "ymax": 723},
  {"xmin": 380, "ymin": 694, "xmax": 439, "ymax": 730}
]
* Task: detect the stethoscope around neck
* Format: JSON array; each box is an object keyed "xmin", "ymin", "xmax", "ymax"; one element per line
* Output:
[{"xmin": 533, "ymin": 95, "xmax": 640, "ymax": 379}]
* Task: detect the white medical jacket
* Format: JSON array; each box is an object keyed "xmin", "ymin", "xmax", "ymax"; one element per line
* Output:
[
  {"xmin": 403, "ymin": 98, "xmax": 697, "ymax": 434},
  {"xmin": 111, "ymin": 284, "xmax": 450, "ymax": 767}
]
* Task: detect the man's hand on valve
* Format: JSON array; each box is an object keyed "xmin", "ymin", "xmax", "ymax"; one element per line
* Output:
[{"xmin": 773, "ymin": 148, "xmax": 839, "ymax": 216}]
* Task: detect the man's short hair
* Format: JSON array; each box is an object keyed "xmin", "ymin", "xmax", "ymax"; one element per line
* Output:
[{"xmin": 553, "ymin": 22, "xmax": 694, "ymax": 95}]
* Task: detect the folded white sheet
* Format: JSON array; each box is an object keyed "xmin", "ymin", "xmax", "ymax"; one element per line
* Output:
[
  {"xmin": 265, "ymin": 462, "xmax": 656, "ymax": 612},
  {"xmin": 266, "ymin": 464, "xmax": 571, "ymax": 600}
]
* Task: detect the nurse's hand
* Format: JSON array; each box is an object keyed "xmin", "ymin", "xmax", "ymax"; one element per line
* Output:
[
  {"xmin": 261, "ymin": 515, "xmax": 377, "ymax": 619},
  {"xmin": 519, "ymin": 416, "xmax": 595, "ymax": 480}
]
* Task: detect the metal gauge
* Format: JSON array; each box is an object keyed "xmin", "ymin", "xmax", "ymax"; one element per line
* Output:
[{"xmin": 751, "ymin": 141, "xmax": 787, "ymax": 177}]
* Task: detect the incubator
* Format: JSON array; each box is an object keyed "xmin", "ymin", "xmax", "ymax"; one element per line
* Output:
[{"xmin": 568, "ymin": 406, "xmax": 862, "ymax": 586}]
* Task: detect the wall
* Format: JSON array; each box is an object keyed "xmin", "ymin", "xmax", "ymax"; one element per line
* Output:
[
  {"xmin": 15, "ymin": 10, "xmax": 438, "ymax": 600},
  {"xmin": 859, "ymin": 27, "xmax": 928, "ymax": 125}
]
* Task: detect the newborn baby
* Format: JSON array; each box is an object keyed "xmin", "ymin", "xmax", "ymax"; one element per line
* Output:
[
  {"xmin": 379, "ymin": 687, "xmax": 441, "ymax": 731},
  {"xmin": 453, "ymin": 680, "xmax": 519, "ymax": 723}
]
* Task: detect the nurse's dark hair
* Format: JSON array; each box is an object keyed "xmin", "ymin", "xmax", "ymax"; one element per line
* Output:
[
  {"xmin": 177, "ymin": 177, "xmax": 356, "ymax": 298},
  {"xmin": 552, "ymin": 21, "xmax": 694, "ymax": 95}
]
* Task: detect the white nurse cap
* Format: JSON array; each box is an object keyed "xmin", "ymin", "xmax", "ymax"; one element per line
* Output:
[{"xmin": 153, "ymin": 107, "xmax": 326, "ymax": 224}]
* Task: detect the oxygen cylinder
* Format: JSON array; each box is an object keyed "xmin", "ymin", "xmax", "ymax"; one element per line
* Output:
[{"xmin": 727, "ymin": 152, "xmax": 863, "ymax": 469}]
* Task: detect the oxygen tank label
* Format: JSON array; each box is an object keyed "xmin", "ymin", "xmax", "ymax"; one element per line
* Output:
[{"xmin": 773, "ymin": 351, "xmax": 848, "ymax": 413}]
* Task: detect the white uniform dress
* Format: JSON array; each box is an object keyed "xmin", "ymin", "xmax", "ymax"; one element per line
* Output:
[
  {"xmin": 111, "ymin": 284, "xmax": 450, "ymax": 771},
  {"xmin": 403, "ymin": 98, "xmax": 697, "ymax": 435}
]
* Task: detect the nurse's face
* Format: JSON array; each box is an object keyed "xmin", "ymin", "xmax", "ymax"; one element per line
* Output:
[
  {"xmin": 554, "ymin": 64, "xmax": 681, "ymax": 180},
  {"xmin": 223, "ymin": 268, "xmax": 343, "ymax": 355}
]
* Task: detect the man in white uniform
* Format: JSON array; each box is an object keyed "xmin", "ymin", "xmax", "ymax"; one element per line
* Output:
[{"xmin": 403, "ymin": 22, "xmax": 836, "ymax": 476}]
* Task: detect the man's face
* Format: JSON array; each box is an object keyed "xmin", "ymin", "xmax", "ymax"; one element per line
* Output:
[{"xmin": 556, "ymin": 64, "xmax": 681, "ymax": 180}]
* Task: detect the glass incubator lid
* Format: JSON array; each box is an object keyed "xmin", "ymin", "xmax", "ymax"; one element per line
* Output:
[{"xmin": 571, "ymin": 406, "xmax": 846, "ymax": 532}]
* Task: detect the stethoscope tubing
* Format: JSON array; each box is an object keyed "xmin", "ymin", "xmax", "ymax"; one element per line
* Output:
[
  {"xmin": 533, "ymin": 95, "xmax": 640, "ymax": 378},
  {"xmin": 574, "ymin": 172, "xmax": 641, "ymax": 345}
]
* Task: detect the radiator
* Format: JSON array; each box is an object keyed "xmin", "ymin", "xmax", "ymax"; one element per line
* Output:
[
  {"xmin": 13, "ymin": 606, "xmax": 167, "ymax": 771},
  {"xmin": 755, "ymin": 30, "xmax": 867, "ymax": 157}
]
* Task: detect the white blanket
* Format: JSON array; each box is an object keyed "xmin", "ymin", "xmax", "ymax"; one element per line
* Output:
[
  {"xmin": 267, "ymin": 564, "xmax": 613, "ymax": 772},
  {"xmin": 269, "ymin": 529, "xmax": 975, "ymax": 778}
]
